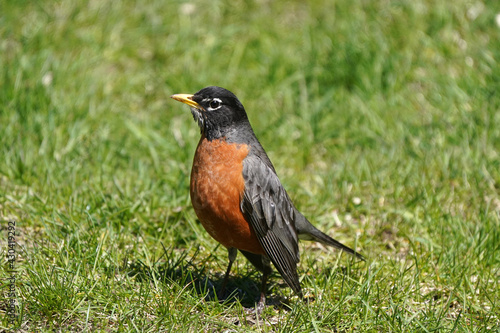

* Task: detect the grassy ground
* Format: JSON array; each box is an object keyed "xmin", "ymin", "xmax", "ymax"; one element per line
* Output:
[{"xmin": 1, "ymin": 0, "xmax": 499, "ymax": 331}]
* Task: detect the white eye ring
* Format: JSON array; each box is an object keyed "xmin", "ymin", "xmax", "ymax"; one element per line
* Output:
[{"xmin": 208, "ymin": 98, "xmax": 222, "ymax": 110}]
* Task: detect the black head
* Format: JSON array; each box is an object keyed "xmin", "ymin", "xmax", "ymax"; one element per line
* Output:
[{"xmin": 171, "ymin": 86, "xmax": 251, "ymax": 141}]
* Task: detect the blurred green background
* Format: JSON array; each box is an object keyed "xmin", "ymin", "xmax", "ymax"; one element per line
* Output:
[{"xmin": 1, "ymin": 0, "xmax": 499, "ymax": 331}]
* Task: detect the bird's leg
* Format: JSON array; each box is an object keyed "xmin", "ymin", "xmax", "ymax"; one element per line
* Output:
[
  {"xmin": 256, "ymin": 256, "xmax": 272, "ymax": 314},
  {"xmin": 219, "ymin": 247, "xmax": 237, "ymax": 298},
  {"xmin": 256, "ymin": 272, "xmax": 268, "ymax": 313}
]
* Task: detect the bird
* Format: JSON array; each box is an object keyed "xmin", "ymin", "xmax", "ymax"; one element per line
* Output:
[{"xmin": 171, "ymin": 86, "xmax": 364, "ymax": 312}]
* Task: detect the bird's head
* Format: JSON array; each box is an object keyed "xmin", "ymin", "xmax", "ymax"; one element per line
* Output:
[{"xmin": 171, "ymin": 86, "xmax": 250, "ymax": 141}]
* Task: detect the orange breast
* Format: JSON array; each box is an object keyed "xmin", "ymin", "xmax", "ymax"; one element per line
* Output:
[{"xmin": 190, "ymin": 136, "xmax": 265, "ymax": 255}]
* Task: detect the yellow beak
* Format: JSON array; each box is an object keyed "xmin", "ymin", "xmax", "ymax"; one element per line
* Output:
[{"xmin": 170, "ymin": 94, "xmax": 201, "ymax": 109}]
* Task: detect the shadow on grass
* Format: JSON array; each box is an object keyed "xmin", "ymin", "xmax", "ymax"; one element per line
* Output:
[{"xmin": 122, "ymin": 243, "xmax": 294, "ymax": 311}]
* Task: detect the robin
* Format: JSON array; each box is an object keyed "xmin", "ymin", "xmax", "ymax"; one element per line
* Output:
[{"xmin": 171, "ymin": 86, "xmax": 364, "ymax": 312}]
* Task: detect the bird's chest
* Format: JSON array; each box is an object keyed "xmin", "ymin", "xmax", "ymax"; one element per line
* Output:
[{"xmin": 189, "ymin": 137, "xmax": 263, "ymax": 253}]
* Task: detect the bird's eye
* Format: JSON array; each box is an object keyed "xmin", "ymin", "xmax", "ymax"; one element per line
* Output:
[{"xmin": 209, "ymin": 99, "xmax": 222, "ymax": 110}]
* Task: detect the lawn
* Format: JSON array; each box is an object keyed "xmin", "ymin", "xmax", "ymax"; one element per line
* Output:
[{"xmin": 1, "ymin": 0, "xmax": 499, "ymax": 331}]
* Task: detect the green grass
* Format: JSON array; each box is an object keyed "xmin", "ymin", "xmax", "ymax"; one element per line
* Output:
[{"xmin": 1, "ymin": 0, "xmax": 499, "ymax": 331}]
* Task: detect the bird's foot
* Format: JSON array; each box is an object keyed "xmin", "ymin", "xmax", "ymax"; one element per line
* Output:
[
  {"xmin": 255, "ymin": 292, "xmax": 266, "ymax": 315},
  {"xmin": 244, "ymin": 292, "xmax": 266, "ymax": 315}
]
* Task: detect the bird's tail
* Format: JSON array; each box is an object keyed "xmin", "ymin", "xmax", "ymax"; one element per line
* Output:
[{"xmin": 295, "ymin": 212, "xmax": 365, "ymax": 261}]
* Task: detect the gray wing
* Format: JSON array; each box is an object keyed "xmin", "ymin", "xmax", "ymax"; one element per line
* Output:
[{"xmin": 240, "ymin": 154, "xmax": 302, "ymax": 294}]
